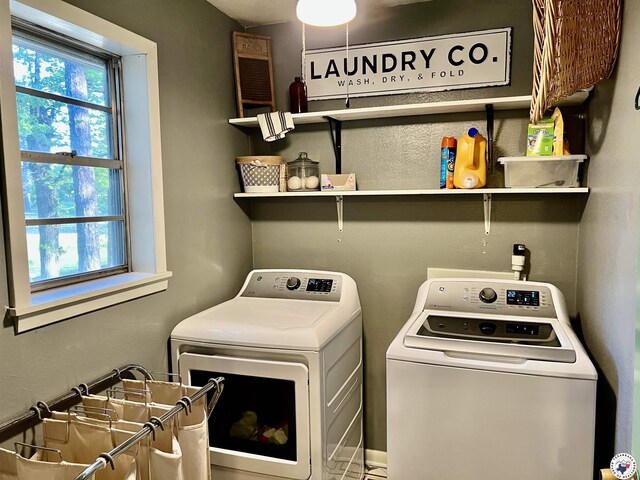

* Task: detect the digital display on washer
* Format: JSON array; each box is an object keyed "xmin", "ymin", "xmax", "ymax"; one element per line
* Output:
[
  {"xmin": 306, "ymin": 278, "xmax": 333, "ymax": 292},
  {"xmin": 506, "ymin": 289, "xmax": 540, "ymax": 306}
]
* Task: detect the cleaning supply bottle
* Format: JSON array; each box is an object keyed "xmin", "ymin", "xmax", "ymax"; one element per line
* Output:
[
  {"xmin": 453, "ymin": 128, "xmax": 487, "ymax": 189},
  {"xmin": 440, "ymin": 137, "xmax": 456, "ymax": 189}
]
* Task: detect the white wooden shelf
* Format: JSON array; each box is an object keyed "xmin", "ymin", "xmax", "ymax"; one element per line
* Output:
[
  {"xmin": 228, "ymin": 92, "xmax": 589, "ymax": 127},
  {"xmin": 235, "ymin": 187, "xmax": 589, "ymax": 234},
  {"xmin": 234, "ymin": 187, "xmax": 589, "ymax": 198}
]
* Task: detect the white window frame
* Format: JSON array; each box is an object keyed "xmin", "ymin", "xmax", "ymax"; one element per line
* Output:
[{"xmin": 0, "ymin": 0, "xmax": 171, "ymax": 333}]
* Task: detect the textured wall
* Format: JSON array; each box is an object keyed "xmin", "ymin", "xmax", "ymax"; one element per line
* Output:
[
  {"xmin": 578, "ymin": 0, "xmax": 640, "ymax": 459},
  {"xmin": 0, "ymin": 0, "xmax": 253, "ymax": 439},
  {"xmin": 247, "ymin": 0, "xmax": 587, "ymax": 451},
  {"xmin": 254, "ymin": 0, "xmax": 535, "ymax": 112}
]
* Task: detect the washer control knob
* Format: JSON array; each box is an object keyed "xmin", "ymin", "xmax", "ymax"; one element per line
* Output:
[
  {"xmin": 286, "ymin": 277, "xmax": 301, "ymax": 291},
  {"xmin": 479, "ymin": 287, "xmax": 498, "ymax": 303},
  {"xmin": 479, "ymin": 322, "xmax": 497, "ymax": 335}
]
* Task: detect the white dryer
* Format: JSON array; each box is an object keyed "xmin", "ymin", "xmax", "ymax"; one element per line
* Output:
[
  {"xmin": 170, "ymin": 269, "xmax": 363, "ymax": 480},
  {"xmin": 386, "ymin": 278, "xmax": 597, "ymax": 480}
]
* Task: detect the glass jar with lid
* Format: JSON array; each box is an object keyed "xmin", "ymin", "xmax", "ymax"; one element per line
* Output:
[{"xmin": 286, "ymin": 152, "xmax": 320, "ymax": 191}]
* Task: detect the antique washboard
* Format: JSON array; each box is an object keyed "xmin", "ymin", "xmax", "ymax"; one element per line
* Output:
[{"xmin": 232, "ymin": 32, "xmax": 276, "ymax": 118}]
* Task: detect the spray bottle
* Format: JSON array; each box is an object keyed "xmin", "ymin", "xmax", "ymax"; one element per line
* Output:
[{"xmin": 440, "ymin": 137, "xmax": 456, "ymax": 189}]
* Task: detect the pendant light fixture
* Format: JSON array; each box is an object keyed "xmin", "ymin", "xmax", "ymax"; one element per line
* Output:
[{"xmin": 296, "ymin": 0, "xmax": 357, "ymax": 27}]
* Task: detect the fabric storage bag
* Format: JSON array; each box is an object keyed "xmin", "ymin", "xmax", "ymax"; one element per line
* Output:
[
  {"xmin": 42, "ymin": 417, "xmax": 136, "ymax": 480},
  {"xmin": 80, "ymin": 396, "xmax": 183, "ymax": 480},
  {"xmin": 122, "ymin": 380, "xmax": 211, "ymax": 480},
  {"xmin": 114, "ymin": 419, "xmax": 184, "ymax": 480},
  {"xmin": 0, "ymin": 447, "xmax": 91, "ymax": 480}
]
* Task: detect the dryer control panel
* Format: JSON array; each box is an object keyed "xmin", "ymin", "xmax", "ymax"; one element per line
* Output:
[
  {"xmin": 240, "ymin": 271, "xmax": 342, "ymax": 301},
  {"xmin": 425, "ymin": 280, "xmax": 557, "ymax": 317}
]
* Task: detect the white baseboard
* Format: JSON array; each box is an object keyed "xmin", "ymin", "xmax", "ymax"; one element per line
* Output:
[{"xmin": 365, "ymin": 449, "xmax": 387, "ymax": 468}]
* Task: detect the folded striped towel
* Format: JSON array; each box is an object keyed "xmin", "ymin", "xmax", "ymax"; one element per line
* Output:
[{"xmin": 257, "ymin": 111, "xmax": 295, "ymax": 142}]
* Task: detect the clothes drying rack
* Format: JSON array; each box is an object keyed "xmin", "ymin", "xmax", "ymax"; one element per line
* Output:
[{"xmin": 0, "ymin": 363, "xmax": 224, "ymax": 480}]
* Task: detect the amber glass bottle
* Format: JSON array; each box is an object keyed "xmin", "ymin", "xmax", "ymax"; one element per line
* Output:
[{"xmin": 289, "ymin": 77, "xmax": 308, "ymax": 113}]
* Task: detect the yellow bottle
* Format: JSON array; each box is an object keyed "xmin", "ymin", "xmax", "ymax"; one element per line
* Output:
[{"xmin": 453, "ymin": 128, "xmax": 487, "ymax": 189}]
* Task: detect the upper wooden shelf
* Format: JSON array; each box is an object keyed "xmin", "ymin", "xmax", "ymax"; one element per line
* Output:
[
  {"xmin": 234, "ymin": 187, "xmax": 589, "ymax": 198},
  {"xmin": 228, "ymin": 92, "xmax": 589, "ymax": 127}
]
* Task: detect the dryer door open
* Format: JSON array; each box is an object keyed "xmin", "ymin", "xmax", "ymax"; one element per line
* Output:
[{"xmin": 178, "ymin": 353, "xmax": 311, "ymax": 479}]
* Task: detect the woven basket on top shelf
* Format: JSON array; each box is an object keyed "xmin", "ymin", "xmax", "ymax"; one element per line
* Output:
[{"xmin": 530, "ymin": 0, "xmax": 622, "ymax": 123}]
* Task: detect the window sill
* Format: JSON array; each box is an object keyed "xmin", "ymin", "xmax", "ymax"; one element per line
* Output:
[{"xmin": 8, "ymin": 271, "xmax": 173, "ymax": 333}]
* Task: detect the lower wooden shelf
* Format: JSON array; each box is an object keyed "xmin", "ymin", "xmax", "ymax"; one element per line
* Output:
[{"xmin": 234, "ymin": 187, "xmax": 589, "ymax": 235}]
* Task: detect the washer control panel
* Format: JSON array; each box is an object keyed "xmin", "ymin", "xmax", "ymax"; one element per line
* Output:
[
  {"xmin": 425, "ymin": 280, "xmax": 556, "ymax": 317},
  {"xmin": 241, "ymin": 271, "xmax": 341, "ymax": 301},
  {"xmin": 418, "ymin": 315, "xmax": 559, "ymax": 344}
]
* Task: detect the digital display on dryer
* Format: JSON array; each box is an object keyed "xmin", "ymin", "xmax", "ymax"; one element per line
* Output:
[
  {"xmin": 506, "ymin": 323, "xmax": 540, "ymax": 336},
  {"xmin": 506, "ymin": 290, "xmax": 540, "ymax": 306},
  {"xmin": 306, "ymin": 279, "xmax": 333, "ymax": 292}
]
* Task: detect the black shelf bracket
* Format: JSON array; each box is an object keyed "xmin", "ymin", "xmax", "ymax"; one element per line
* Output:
[
  {"xmin": 325, "ymin": 116, "xmax": 342, "ymax": 174},
  {"xmin": 326, "ymin": 104, "xmax": 492, "ymax": 178},
  {"xmin": 486, "ymin": 103, "xmax": 494, "ymax": 174}
]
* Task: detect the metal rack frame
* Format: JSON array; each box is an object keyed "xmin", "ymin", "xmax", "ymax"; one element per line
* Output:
[
  {"xmin": 0, "ymin": 364, "xmax": 152, "ymax": 443},
  {"xmin": 0, "ymin": 363, "xmax": 225, "ymax": 480}
]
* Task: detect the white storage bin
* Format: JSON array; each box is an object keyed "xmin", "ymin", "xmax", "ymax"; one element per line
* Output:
[{"xmin": 498, "ymin": 155, "xmax": 586, "ymax": 188}]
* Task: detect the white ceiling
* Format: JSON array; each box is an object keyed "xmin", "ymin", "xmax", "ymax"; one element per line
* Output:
[{"xmin": 206, "ymin": 0, "xmax": 432, "ymax": 27}]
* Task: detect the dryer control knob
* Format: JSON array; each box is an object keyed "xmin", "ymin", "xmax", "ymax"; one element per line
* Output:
[
  {"xmin": 286, "ymin": 277, "xmax": 301, "ymax": 291},
  {"xmin": 479, "ymin": 322, "xmax": 497, "ymax": 335},
  {"xmin": 479, "ymin": 288, "xmax": 498, "ymax": 303}
]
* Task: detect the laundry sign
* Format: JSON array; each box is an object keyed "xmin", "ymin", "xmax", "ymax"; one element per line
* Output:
[{"xmin": 305, "ymin": 27, "xmax": 512, "ymax": 100}]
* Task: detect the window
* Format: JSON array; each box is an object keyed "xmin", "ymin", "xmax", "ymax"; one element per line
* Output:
[
  {"xmin": 0, "ymin": 0, "xmax": 171, "ymax": 333},
  {"xmin": 13, "ymin": 28, "xmax": 128, "ymax": 289}
]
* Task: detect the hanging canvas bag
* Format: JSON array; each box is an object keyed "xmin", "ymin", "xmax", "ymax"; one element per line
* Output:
[
  {"xmin": 0, "ymin": 446, "xmax": 93, "ymax": 480},
  {"xmin": 122, "ymin": 379, "xmax": 211, "ymax": 480},
  {"xmin": 42, "ymin": 417, "xmax": 136, "ymax": 480},
  {"xmin": 79, "ymin": 396, "xmax": 183, "ymax": 480}
]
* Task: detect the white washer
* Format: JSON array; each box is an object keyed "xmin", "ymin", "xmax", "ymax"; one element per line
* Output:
[
  {"xmin": 171, "ymin": 269, "xmax": 364, "ymax": 480},
  {"xmin": 386, "ymin": 278, "xmax": 597, "ymax": 480}
]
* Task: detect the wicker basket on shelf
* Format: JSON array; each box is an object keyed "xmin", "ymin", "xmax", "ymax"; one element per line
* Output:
[{"xmin": 530, "ymin": 0, "xmax": 622, "ymax": 123}]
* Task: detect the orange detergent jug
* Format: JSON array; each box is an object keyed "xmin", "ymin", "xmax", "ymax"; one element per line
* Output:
[{"xmin": 453, "ymin": 128, "xmax": 487, "ymax": 189}]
